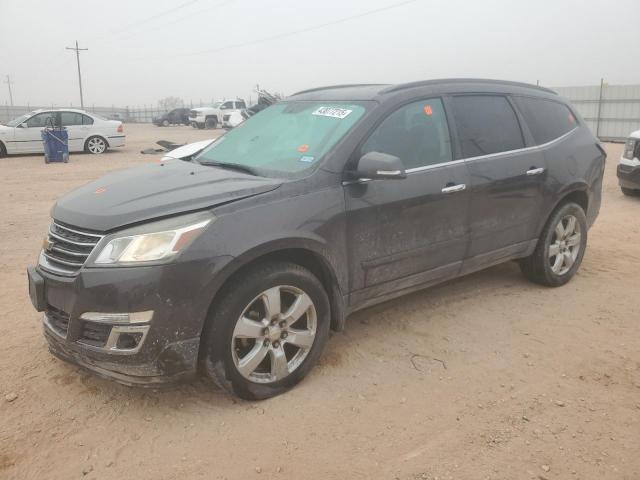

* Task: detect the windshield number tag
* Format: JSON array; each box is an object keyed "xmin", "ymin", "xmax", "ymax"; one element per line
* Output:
[{"xmin": 312, "ymin": 107, "xmax": 353, "ymax": 119}]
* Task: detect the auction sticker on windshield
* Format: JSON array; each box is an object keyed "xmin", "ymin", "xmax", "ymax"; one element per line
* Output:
[{"xmin": 312, "ymin": 106, "xmax": 353, "ymax": 119}]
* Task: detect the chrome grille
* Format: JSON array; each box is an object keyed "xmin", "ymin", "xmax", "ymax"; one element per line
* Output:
[{"xmin": 39, "ymin": 222, "xmax": 103, "ymax": 276}]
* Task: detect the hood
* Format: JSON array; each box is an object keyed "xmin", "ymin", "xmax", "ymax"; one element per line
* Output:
[
  {"xmin": 630, "ymin": 129, "xmax": 640, "ymax": 140},
  {"xmin": 52, "ymin": 160, "xmax": 281, "ymax": 231},
  {"xmin": 161, "ymin": 138, "xmax": 215, "ymax": 162}
]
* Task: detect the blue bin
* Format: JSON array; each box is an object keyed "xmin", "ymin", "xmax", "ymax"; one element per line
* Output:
[{"xmin": 41, "ymin": 127, "xmax": 69, "ymax": 163}]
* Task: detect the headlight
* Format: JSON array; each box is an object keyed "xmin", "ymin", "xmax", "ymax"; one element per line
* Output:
[
  {"xmin": 93, "ymin": 212, "xmax": 213, "ymax": 265},
  {"xmin": 623, "ymin": 138, "xmax": 637, "ymax": 160}
]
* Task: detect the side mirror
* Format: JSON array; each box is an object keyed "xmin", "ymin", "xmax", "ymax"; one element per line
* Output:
[
  {"xmin": 353, "ymin": 151, "xmax": 406, "ymax": 180},
  {"xmin": 18, "ymin": 123, "xmax": 28, "ymax": 128}
]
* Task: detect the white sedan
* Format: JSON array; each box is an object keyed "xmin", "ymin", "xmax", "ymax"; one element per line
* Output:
[{"xmin": 0, "ymin": 109, "xmax": 125, "ymax": 156}]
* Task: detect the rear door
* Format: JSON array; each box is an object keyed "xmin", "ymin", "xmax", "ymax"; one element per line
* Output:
[
  {"xmin": 60, "ymin": 111, "xmax": 87, "ymax": 151},
  {"xmin": 449, "ymin": 94, "xmax": 547, "ymax": 273},
  {"xmin": 344, "ymin": 98, "xmax": 470, "ymax": 306}
]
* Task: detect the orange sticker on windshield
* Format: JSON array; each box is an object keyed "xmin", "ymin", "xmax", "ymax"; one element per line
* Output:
[
  {"xmin": 423, "ymin": 105, "xmax": 433, "ymax": 116},
  {"xmin": 297, "ymin": 144, "xmax": 310, "ymax": 153}
]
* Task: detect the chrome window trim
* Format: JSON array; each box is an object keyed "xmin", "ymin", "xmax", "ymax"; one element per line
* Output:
[{"xmin": 343, "ymin": 126, "xmax": 578, "ymax": 184}]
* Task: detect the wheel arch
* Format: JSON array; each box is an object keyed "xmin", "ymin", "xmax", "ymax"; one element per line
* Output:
[
  {"xmin": 204, "ymin": 240, "xmax": 346, "ymax": 335},
  {"xmin": 538, "ymin": 183, "xmax": 589, "ymax": 238},
  {"xmin": 84, "ymin": 134, "xmax": 110, "ymax": 150}
]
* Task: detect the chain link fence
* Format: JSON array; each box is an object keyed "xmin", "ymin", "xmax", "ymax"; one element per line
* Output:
[
  {"xmin": 0, "ymin": 103, "xmax": 209, "ymax": 125},
  {"xmin": 3, "ymin": 83, "xmax": 639, "ymax": 141}
]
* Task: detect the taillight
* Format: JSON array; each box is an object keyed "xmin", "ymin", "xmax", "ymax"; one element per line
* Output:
[{"xmin": 117, "ymin": 124, "xmax": 124, "ymax": 133}]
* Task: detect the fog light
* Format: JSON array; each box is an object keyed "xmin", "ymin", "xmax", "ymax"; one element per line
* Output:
[
  {"xmin": 79, "ymin": 311, "xmax": 153, "ymax": 324},
  {"xmin": 116, "ymin": 332, "xmax": 144, "ymax": 350}
]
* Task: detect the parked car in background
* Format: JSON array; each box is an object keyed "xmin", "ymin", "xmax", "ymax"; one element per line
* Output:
[
  {"xmin": 223, "ymin": 90, "xmax": 279, "ymax": 129},
  {"xmin": 0, "ymin": 109, "xmax": 125, "ymax": 156},
  {"xmin": 617, "ymin": 129, "xmax": 640, "ymax": 196},
  {"xmin": 153, "ymin": 108, "xmax": 190, "ymax": 127},
  {"xmin": 27, "ymin": 79, "xmax": 604, "ymax": 400},
  {"xmin": 189, "ymin": 100, "xmax": 246, "ymax": 129}
]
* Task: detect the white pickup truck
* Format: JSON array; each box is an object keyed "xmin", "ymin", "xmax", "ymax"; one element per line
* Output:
[{"xmin": 188, "ymin": 100, "xmax": 247, "ymax": 129}]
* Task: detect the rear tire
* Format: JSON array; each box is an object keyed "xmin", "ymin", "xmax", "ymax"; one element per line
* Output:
[
  {"xmin": 621, "ymin": 187, "xmax": 640, "ymax": 197},
  {"xmin": 519, "ymin": 202, "xmax": 587, "ymax": 287},
  {"xmin": 200, "ymin": 261, "xmax": 330, "ymax": 400},
  {"xmin": 162, "ymin": 119, "xmax": 170, "ymax": 127},
  {"xmin": 0, "ymin": 142, "xmax": 6, "ymax": 158},
  {"xmin": 84, "ymin": 136, "xmax": 108, "ymax": 154}
]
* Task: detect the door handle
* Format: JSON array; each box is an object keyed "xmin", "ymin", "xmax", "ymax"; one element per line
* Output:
[
  {"xmin": 441, "ymin": 183, "xmax": 466, "ymax": 194},
  {"xmin": 526, "ymin": 167, "xmax": 545, "ymax": 176}
]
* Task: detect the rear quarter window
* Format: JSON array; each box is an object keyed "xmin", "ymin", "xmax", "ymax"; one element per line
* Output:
[
  {"xmin": 450, "ymin": 95, "xmax": 525, "ymax": 158},
  {"xmin": 513, "ymin": 96, "xmax": 577, "ymax": 145}
]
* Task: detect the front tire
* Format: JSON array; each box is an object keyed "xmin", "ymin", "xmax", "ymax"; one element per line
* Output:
[
  {"xmin": 204, "ymin": 117, "xmax": 218, "ymax": 129},
  {"xmin": 84, "ymin": 136, "xmax": 108, "ymax": 154},
  {"xmin": 621, "ymin": 187, "xmax": 640, "ymax": 197},
  {"xmin": 200, "ymin": 261, "xmax": 330, "ymax": 400},
  {"xmin": 162, "ymin": 119, "xmax": 170, "ymax": 127},
  {"xmin": 519, "ymin": 202, "xmax": 587, "ymax": 287}
]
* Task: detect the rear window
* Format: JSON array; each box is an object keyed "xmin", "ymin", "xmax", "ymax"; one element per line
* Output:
[
  {"xmin": 513, "ymin": 97, "xmax": 577, "ymax": 145},
  {"xmin": 450, "ymin": 95, "xmax": 525, "ymax": 158}
]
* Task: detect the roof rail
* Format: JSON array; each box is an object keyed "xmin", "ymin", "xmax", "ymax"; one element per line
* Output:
[
  {"xmin": 380, "ymin": 78, "xmax": 557, "ymax": 95},
  {"xmin": 291, "ymin": 84, "xmax": 388, "ymax": 96}
]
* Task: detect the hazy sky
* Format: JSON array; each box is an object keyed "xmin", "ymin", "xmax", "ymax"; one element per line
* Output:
[{"xmin": 1, "ymin": 0, "xmax": 638, "ymax": 108}]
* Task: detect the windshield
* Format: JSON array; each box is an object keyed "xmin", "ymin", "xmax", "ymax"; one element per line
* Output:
[
  {"xmin": 196, "ymin": 101, "xmax": 367, "ymax": 178},
  {"xmin": 211, "ymin": 102, "xmax": 222, "ymax": 108},
  {"xmin": 6, "ymin": 113, "xmax": 32, "ymax": 127}
]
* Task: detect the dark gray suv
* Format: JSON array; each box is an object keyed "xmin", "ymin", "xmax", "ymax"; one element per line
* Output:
[{"xmin": 27, "ymin": 79, "xmax": 605, "ymax": 399}]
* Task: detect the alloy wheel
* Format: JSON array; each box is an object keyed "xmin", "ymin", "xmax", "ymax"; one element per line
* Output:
[
  {"xmin": 87, "ymin": 137, "xmax": 106, "ymax": 154},
  {"xmin": 548, "ymin": 214, "xmax": 581, "ymax": 275},
  {"xmin": 231, "ymin": 285, "xmax": 317, "ymax": 384}
]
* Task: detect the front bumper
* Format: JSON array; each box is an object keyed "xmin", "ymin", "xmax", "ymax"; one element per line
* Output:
[
  {"xmin": 617, "ymin": 163, "xmax": 640, "ymax": 190},
  {"xmin": 28, "ymin": 255, "xmax": 232, "ymax": 386}
]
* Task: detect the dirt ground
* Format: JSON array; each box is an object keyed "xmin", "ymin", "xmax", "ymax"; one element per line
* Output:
[{"xmin": 0, "ymin": 124, "xmax": 638, "ymax": 480}]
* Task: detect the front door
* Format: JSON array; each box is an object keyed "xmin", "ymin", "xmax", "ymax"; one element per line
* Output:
[
  {"xmin": 344, "ymin": 98, "xmax": 470, "ymax": 307},
  {"xmin": 448, "ymin": 94, "xmax": 547, "ymax": 272},
  {"xmin": 12, "ymin": 111, "xmax": 58, "ymax": 153}
]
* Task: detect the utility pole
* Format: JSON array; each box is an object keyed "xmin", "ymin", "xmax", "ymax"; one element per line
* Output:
[
  {"xmin": 66, "ymin": 40, "xmax": 88, "ymax": 109},
  {"xmin": 4, "ymin": 75, "xmax": 13, "ymax": 106}
]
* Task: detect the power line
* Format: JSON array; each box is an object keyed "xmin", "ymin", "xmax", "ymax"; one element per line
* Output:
[
  {"xmin": 66, "ymin": 41, "xmax": 88, "ymax": 109},
  {"xmin": 4, "ymin": 75, "xmax": 14, "ymax": 106},
  {"xmin": 101, "ymin": 0, "xmax": 236, "ymax": 43},
  {"xmin": 95, "ymin": 0, "xmax": 200, "ymax": 38},
  {"xmin": 142, "ymin": 0, "xmax": 421, "ymax": 61}
]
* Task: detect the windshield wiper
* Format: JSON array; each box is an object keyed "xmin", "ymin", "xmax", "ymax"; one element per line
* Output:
[{"xmin": 199, "ymin": 161, "xmax": 259, "ymax": 176}]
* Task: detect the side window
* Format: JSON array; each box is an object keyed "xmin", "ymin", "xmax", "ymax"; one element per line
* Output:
[
  {"xmin": 82, "ymin": 114, "xmax": 94, "ymax": 125},
  {"xmin": 25, "ymin": 112, "xmax": 56, "ymax": 128},
  {"xmin": 60, "ymin": 112, "xmax": 83, "ymax": 126},
  {"xmin": 450, "ymin": 95, "xmax": 525, "ymax": 157},
  {"xmin": 513, "ymin": 97, "xmax": 577, "ymax": 145},
  {"xmin": 237, "ymin": 101, "xmax": 246, "ymax": 109},
  {"xmin": 361, "ymin": 98, "xmax": 452, "ymax": 169}
]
